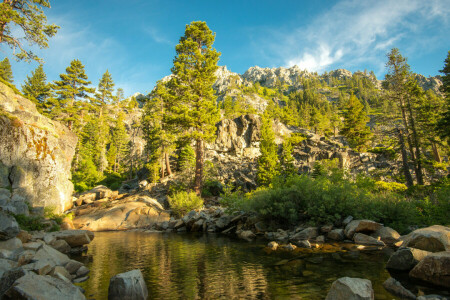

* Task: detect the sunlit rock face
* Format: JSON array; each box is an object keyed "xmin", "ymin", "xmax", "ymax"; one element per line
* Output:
[{"xmin": 0, "ymin": 82, "xmax": 77, "ymax": 213}]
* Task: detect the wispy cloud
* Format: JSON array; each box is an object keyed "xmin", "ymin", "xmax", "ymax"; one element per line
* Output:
[
  {"xmin": 142, "ymin": 26, "xmax": 172, "ymax": 45},
  {"xmin": 258, "ymin": 0, "xmax": 450, "ymax": 73}
]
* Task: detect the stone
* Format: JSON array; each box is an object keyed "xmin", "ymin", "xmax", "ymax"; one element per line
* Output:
[
  {"xmin": 50, "ymin": 239, "xmax": 71, "ymax": 254},
  {"xmin": 5, "ymin": 272, "xmax": 86, "ymax": 299},
  {"xmin": 371, "ymin": 226, "xmax": 400, "ymax": 246},
  {"xmin": 325, "ymin": 277, "xmax": 374, "ymax": 300},
  {"xmin": 0, "ymin": 258, "xmax": 17, "ymax": 277},
  {"xmin": 0, "ymin": 267, "xmax": 27, "ymax": 297},
  {"xmin": 316, "ymin": 235, "xmax": 325, "ymax": 243},
  {"xmin": 328, "ymin": 229, "xmax": 345, "ymax": 241},
  {"xmin": 238, "ymin": 230, "xmax": 255, "ymax": 240},
  {"xmin": 343, "ymin": 215, "xmax": 354, "ymax": 226},
  {"xmin": 64, "ymin": 260, "xmax": 83, "ymax": 275},
  {"xmin": 76, "ymin": 266, "xmax": 90, "ymax": 278},
  {"xmin": 344, "ymin": 220, "xmax": 382, "ymax": 239},
  {"xmin": 382, "ymin": 277, "xmax": 416, "ymax": 299},
  {"xmin": 321, "ymin": 225, "xmax": 333, "ymax": 233},
  {"xmin": 291, "ymin": 227, "xmax": 318, "ymax": 241},
  {"xmin": 293, "ymin": 240, "xmax": 311, "ymax": 249},
  {"xmin": 409, "ymin": 251, "xmax": 450, "ymax": 288},
  {"xmin": 22, "ymin": 261, "xmax": 53, "ymax": 275},
  {"xmin": 33, "ymin": 244, "xmax": 70, "ymax": 267},
  {"xmin": 17, "ymin": 250, "xmax": 35, "ymax": 266},
  {"xmin": 0, "ymin": 237, "xmax": 22, "ymax": 251},
  {"xmin": 190, "ymin": 219, "xmax": 204, "ymax": 232},
  {"xmin": 51, "ymin": 265, "xmax": 72, "ymax": 281},
  {"xmin": 0, "ymin": 211, "xmax": 20, "ymax": 240},
  {"xmin": 23, "ymin": 241, "xmax": 43, "ymax": 251},
  {"xmin": 267, "ymin": 241, "xmax": 278, "ymax": 250},
  {"xmin": 16, "ymin": 230, "xmax": 31, "ymax": 244},
  {"xmin": 281, "ymin": 243, "xmax": 297, "ymax": 251},
  {"xmin": 0, "ymin": 82, "xmax": 78, "ymax": 213},
  {"xmin": 386, "ymin": 247, "xmax": 431, "ymax": 271},
  {"xmin": 73, "ymin": 276, "xmax": 89, "ymax": 283},
  {"xmin": 401, "ymin": 225, "xmax": 450, "ymax": 252},
  {"xmin": 0, "ymin": 249, "xmax": 13, "ymax": 259},
  {"xmin": 60, "ymin": 217, "xmax": 75, "ymax": 230},
  {"xmin": 353, "ymin": 233, "xmax": 385, "ymax": 247},
  {"xmin": 51, "ymin": 230, "xmax": 93, "ymax": 247},
  {"xmin": 215, "ymin": 215, "xmax": 232, "ymax": 230},
  {"xmin": 108, "ymin": 269, "xmax": 148, "ymax": 300},
  {"xmin": 43, "ymin": 233, "xmax": 56, "ymax": 245},
  {"xmin": 10, "ymin": 199, "xmax": 29, "ymax": 216}
]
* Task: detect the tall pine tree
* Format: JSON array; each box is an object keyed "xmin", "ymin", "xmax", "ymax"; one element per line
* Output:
[
  {"xmin": 22, "ymin": 64, "xmax": 51, "ymax": 113},
  {"xmin": 93, "ymin": 70, "xmax": 115, "ymax": 116},
  {"xmin": 340, "ymin": 95, "xmax": 372, "ymax": 151},
  {"xmin": 257, "ymin": 115, "xmax": 279, "ymax": 186},
  {"xmin": 437, "ymin": 51, "xmax": 450, "ymax": 143},
  {"xmin": 0, "ymin": 57, "xmax": 13, "ymax": 83},
  {"xmin": 170, "ymin": 21, "xmax": 220, "ymax": 194}
]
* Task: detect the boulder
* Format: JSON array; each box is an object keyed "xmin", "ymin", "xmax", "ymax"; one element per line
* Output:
[
  {"xmin": 401, "ymin": 225, "xmax": 449, "ymax": 252},
  {"xmin": 5, "ymin": 272, "xmax": 85, "ymax": 299},
  {"xmin": 51, "ymin": 230, "xmax": 94, "ymax": 247},
  {"xmin": 0, "ymin": 237, "xmax": 23, "ymax": 251},
  {"xmin": 64, "ymin": 260, "xmax": 83, "ymax": 275},
  {"xmin": 76, "ymin": 266, "xmax": 90, "ymax": 278},
  {"xmin": 293, "ymin": 240, "xmax": 311, "ymax": 249},
  {"xmin": 72, "ymin": 201, "xmax": 169, "ymax": 231},
  {"xmin": 215, "ymin": 215, "xmax": 232, "ymax": 230},
  {"xmin": 291, "ymin": 227, "xmax": 318, "ymax": 241},
  {"xmin": 50, "ymin": 239, "xmax": 71, "ymax": 254},
  {"xmin": 0, "ymin": 82, "xmax": 78, "ymax": 213},
  {"xmin": 371, "ymin": 226, "xmax": 400, "ymax": 246},
  {"xmin": 0, "ymin": 211, "xmax": 20, "ymax": 240},
  {"xmin": 78, "ymin": 185, "xmax": 113, "ymax": 203},
  {"xmin": 33, "ymin": 244, "xmax": 70, "ymax": 267},
  {"xmin": 0, "ymin": 267, "xmax": 27, "ymax": 297},
  {"xmin": 108, "ymin": 269, "xmax": 148, "ymax": 300},
  {"xmin": 353, "ymin": 233, "xmax": 385, "ymax": 247},
  {"xmin": 328, "ymin": 229, "xmax": 345, "ymax": 241},
  {"xmin": 281, "ymin": 243, "xmax": 297, "ymax": 251},
  {"xmin": 0, "ymin": 258, "xmax": 17, "ymax": 277},
  {"xmin": 344, "ymin": 220, "xmax": 382, "ymax": 239},
  {"xmin": 409, "ymin": 251, "xmax": 450, "ymax": 288},
  {"xmin": 16, "ymin": 231, "xmax": 31, "ymax": 244},
  {"xmin": 237, "ymin": 230, "xmax": 255, "ymax": 241},
  {"xmin": 386, "ymin": 247, "xmax": 431, "ymax": 271},
  {"xmin": 382, "ymin": 277, "xmax": 416, "ymax": 299},
  {"xmin": 267, "ymin": 241, "xmax": 278, "ymax": 250},
  {"xmin": 325, "ymin": 277, "xmax": 374, "ymax": 300},
  {"xmin": 50, "ymin": 265, "xmax": 72, "ymax": 281}
]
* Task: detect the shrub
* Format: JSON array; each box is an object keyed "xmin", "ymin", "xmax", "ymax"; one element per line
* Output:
[
  {"xmin": 375, "ymin": 181, "xmax": 408, "ymax": 192},
  {"xmin": 13, "ymin": 214, "xmax": 45, "ymax": 231},
  {"xmin": 168, "ymin": 191, "xmax": 203, "ymax": 217}
]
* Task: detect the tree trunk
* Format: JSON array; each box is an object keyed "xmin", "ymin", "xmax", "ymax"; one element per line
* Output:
[
  {"xmin": 165, "ymin": 152, "xmax": 172, "ymax": 176},
  {"xmin": 160, "ymin": 154, "xmax": 165, "ymax": 180},
  {"xmin": 432, "ymin": 142, "xmax": 441, "ymax": 163},
  {"xmin": 193, "ymin": 139, "xmax": 204, "ymax": 195},
  {"xmin": 398, "ymin": 129, "xmax": 414, "ymax": 187}
]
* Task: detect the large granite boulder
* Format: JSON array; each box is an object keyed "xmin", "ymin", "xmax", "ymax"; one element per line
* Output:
[
  {"xmin": 108, "ymin": 269, "xmax": 148, "ymax": 300},
  {"xmin": 5, "ymin": 272, "xmax": 86, "ymax": 299},
  {"xmin": 0, "ymin": 82, "xmax": 77, "ymax": 213},
  {"xmin": 344, "ymin": 220, "xmax": 382, "ymax": 239},
  {"xmin": 0, "ymin": 211, "xmax": 19, "ymax": 240},
  {"xmin": 401, "ymin": 225, "xmax": 449, "ymax": 252},
  {"xmin": 409, "ymin": 251, "xmax": 450, "ymax": 288},
  {"xmin": 50, "ymin": 230, "xmax": 94, "ymax": 247},
  {"xmin": 325, "ymin": 277, "xmax": 374, "ymax": 300},
  {"xmin": 386, "ymin": 247, "xmax": 431, "ymax": 271}
]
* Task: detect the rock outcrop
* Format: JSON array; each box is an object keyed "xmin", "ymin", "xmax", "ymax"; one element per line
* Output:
[
  {"xmin": 0, "ymin": 82, "xmax": 77, "ymax": 213},
  {"xmin": 409, "ymin": 251, "xmax": 450, "ymax": 288},
  {"xmin": 108, "ymin": 269, "xmax": 148, "ymax": 300}
]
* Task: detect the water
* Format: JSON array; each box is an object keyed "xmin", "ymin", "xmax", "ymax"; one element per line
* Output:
[{"xmin": 75, "ymin": 231, "xmax": 399, "ymax": 300}]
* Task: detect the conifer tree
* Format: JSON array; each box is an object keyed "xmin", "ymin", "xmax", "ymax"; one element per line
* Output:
[
  {"xmin": 109, "ymin": 112, "xmax": 129, "ymax": 172},
  {"xmin": 437, "ymin": 51, "xmax": 450, "ymax": 142},
  {"xmin": 257, "ymin": 115, "xmax": 279, "ymax": 186},
  {"xmin": 51, "ymin": 59, "xmax": 94, "ymax": 130},
  {"xmin": 0, "ymin": 0, "xmax": 58, "ymax": 61},
  {"xmin": 280, "ymin": 140, "xmax": 296, "ymax": 178},
  {"xmin": 93, "ymin": 70, "xmax": 115, "ymax": 116},
  {"xmin": 0, "ymin": 57, "xmax": 13, "ymax": 83},
  {"xmin": 340, "ymin": 95, "xmax": 372, "ymax": 151},
  {"xmin": 170, "ymin": 21, "xmax": 220, "ymax": 194},
  {"xmin": 21, "ymin": 64, "xmax": 51, "ymax": 113},
  {"xmin": 142, "ymin": 80, "xmax": 175, "ymax": 182}
]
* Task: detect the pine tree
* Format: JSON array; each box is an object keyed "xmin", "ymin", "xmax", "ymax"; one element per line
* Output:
[
  {"xmin": 109, "ymin": 112, "xmax": 129, "ymax": 172},
  {"xmin": 142, "ymin": 80, "xmax": 175, "ymax": 182},
  {"xmin": 340, "ymin": 95, "xmax": 372, "ymax": 151},
  {"xmin": 51, "ymin": 59, "xmax": 94, "ymax": 130},
  {"xmin": 21, "ymin": 64, "xmax": 51, "ymax": 113},
  {"xmin": 170, "ymin": 21, "xmax": 221, "ymax": 194},
  {"xmin": 280, "ymin": 140, "xmax": 296, "ymax": 178},
  {"xmin": 0, "ymin": 0, "xmax": 58, "ymax": 62},
  {"xmin": 257, "ymin": 116, "xmax": 279, "ymax": 186},
  {"xmin": 437, "ymin": 51, "xmax": 450, "ymax": 142},
  {"xmin": 93, "ymin": 70, "xmax": 115, "ymax": 116},
  {"xmin": 0, "ymin": 57, "xmax": 13, "ymax": 83}
]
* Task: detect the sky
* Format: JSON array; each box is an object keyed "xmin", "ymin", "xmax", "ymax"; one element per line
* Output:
[{"xmin": 3, "ymin": 0, "xmax": 450, "ymax": 97}]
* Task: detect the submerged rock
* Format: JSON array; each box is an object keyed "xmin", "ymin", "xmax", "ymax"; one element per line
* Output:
[
  {"xmin": 325, "ymin": 277, "xmax": 374, "ymax": 300},
  {"xmin": 108, "ymin": 269, "xmax": 148, "ymax": 300}
]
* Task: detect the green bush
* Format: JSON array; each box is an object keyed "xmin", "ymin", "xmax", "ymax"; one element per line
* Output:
[
  {"xmin": 368, "ymin": 147, "xmax": 397, "ymax": 160},
  {"xmin": 168, "ymin": 191, "xmax": 204, "ymax": 217},
  {"xmin": 13, "ymin": 214, "xmax": 45, "ymax": 231}
]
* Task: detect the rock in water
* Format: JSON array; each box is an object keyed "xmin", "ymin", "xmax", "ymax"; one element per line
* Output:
[
  {"xmin": 344, "ymin": 220, "xmax": 382, "ymax": 239},
  {"xmin": 108, "ymin": 269, "xmax": 148, "ymax": 300},
  {"xmin": 401, "ymin": 225, "xmax": 450, "ymax": 252},
  {"xmin": 386, "ymin": 247, "xmax": 430, "ymax": 271},
  {"xmin": 0, "ymin": 82, "xmax": 77, "ymax": 213},
  {"xmin": 409, "ymin": 251, "xmax": 450, "ymax": 288},
  {"xmin": 0, "ymin": 211, "xmax": 19, "ymax": 240},
  {"xmin": 325, "ymin": 277, "xmax": 374, "ymax": 300},
  {"xmin": 5, "ymin": 272, "xmax": 85, "ymax": 299},
  {"xmin": 382, "ymin": 277, "xmax": 416, "ymax": 299}
]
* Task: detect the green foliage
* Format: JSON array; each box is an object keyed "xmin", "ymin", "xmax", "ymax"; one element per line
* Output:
[
  {"xmin": 340, "ymin": 94, "xmax": 372, "ymax": 151},
  {"xmin": 21, "ymin": 64, "xmax": 51, "ymax": 114},
  {"xmin": 168, "ymin": 191, "xmax": 204, "ymax": 217},
  {"xmin": 201, "ymin": 179, "xmax": 223, "ymax": 197},
  {"xmin": 177, "ymin": 144, "xmax": 195, "ymax": 172},
  {"xmin": 375, "ymin": 181, "xmax": 408, "ymax": 192},
  {"xmin": 279, "ymin": 140, "xmax": 296, "ymax": 178},
  {"xmin": 437, "ymin": 51, "xmax": 450, "ymax": 142},
  {"xmin": 368, "ymin": 146, "xmax": 397, "ymax": 160},
  {"xmin": 97, "ymin": 172, "xmax": 125, "ymax": 191},
  {"xmin": 0, "ymin": 58, "xmax": 13, "ymax": 83},
  {"xmin": 0, "ymin": 0, "xmax": 59, "ymax": 62},
  {"xmin": 257, "ymin": 116, "xmax": 279, "ymax": 186},
  {"xmin": 13, "ymin": 214, "xmax": 45, "ymax": 231}
]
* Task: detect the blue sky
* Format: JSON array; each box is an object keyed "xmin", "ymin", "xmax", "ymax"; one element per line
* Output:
[{"xmin": 3, "ymin": 0, "xmax": 450, "ymax": 97}]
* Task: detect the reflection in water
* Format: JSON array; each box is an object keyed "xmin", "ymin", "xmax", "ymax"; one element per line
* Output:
[{"xmin": 75, "ymin": 231, "xmax": 398, "ymax": 300}]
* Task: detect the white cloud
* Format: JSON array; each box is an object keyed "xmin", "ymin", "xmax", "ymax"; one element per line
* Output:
[
  {"xmin": 142, "ymin": 26, "xmax": 172, "ymax": 45},
  {"xmin": 259, "ymin": 0, "xmax": 450, "ymax": 73}
]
